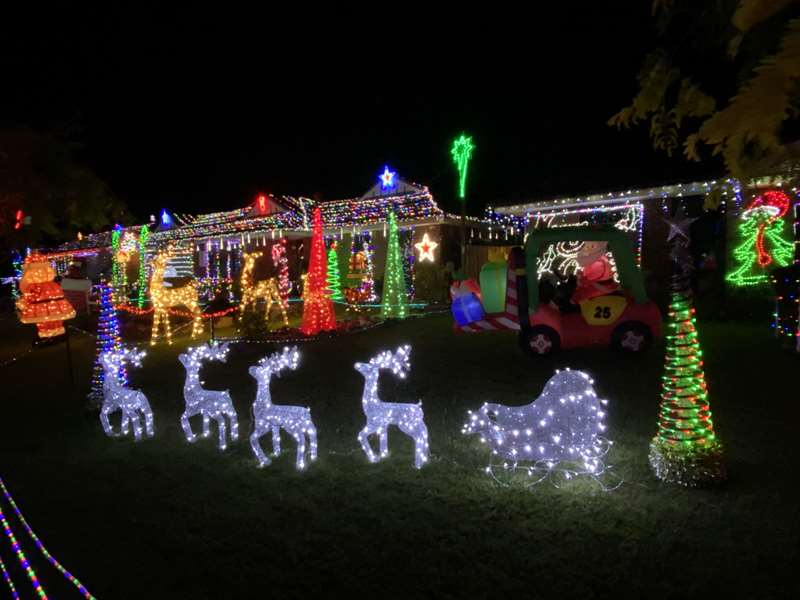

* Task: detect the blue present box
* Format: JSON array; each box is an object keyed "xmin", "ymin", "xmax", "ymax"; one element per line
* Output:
[{"xmin": 452, "ymin": 293, "xmax": 485, "ymax": 326}]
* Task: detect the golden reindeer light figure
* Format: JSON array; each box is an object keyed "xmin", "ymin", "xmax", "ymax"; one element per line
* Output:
[
  {"xmin": 239, "ymin": 251, "xmax": 288, "ymax": 327},
  {"xmin": 149, "ymin": 251, "xmax": 204, "ymax": 345}
]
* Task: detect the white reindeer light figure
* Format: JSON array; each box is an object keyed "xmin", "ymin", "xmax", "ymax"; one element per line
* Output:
[
  {"xmin": 99, "ymin": 347, "xmax": 154, "ymax": 441},
  {"xmin": 462, "ymin": 368, "xmax": 615, "ymax": 486},
  {"xmin": 178, "ymin": 342, "xmax": 239, "ymax": 451},
  {"xmin": 249, "ymin": 347, "xmax": 318, "ymax": 470},
  {"xmin": 354, "ymin": 345, "xmax": 430, "ymax": 469}
]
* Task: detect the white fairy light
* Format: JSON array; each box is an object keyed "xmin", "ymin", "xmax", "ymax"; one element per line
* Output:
[
  {"xmin": 178, "ymin": 342, "xmax": 239, "ymax": 451},
  {"xmin": 248, "ymin": 346, "xmax": 318, "ymax": 470},
  {"xmin": 99, "ymin": 346, "xmax": 154, "ymax": 441},
  {"xmin": 354, "ymin": 345, "xmax": 430, "ymax": 469},
  {"xmin": 463, "ymin": 368, "xmax": 617, "ymax": 488}
]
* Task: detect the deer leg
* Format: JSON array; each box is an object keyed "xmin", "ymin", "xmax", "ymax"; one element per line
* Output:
[
  {"xmin": 100, "ymin": 406, "xmax": 116, "ymax": 437},
  {"xmin": 202, "ymin": 413, "xmax": 211, "ymax": 437},
  {"xmin": 130, "ymin": 410, "xmax": 143, "ymax": 442},
  {"xmin": 150, "ymin": 310, "xmax": 161, "ymax": 346},
  {"xmin": 293, "ymin": 430, "xmax": 307, "ymax": 470},
  {"xmin": 358, "ymin": 425, "xmax": 378, "ymax": 463},
  {"xmin": 120, "ymin": 410, "xmax": 130, "ymax": 436},
  {"xmin": 143, "ymin": 403, "xmax": 155, "ymax": 437},
  {"xmin": 218, "ymin": 416, "xmax": 228, "ymax": 450},
  {"xmin": 163, "ymin": 313, "xmax": 172, "ymax": 345},
  {"xmin": 414, "ymin": 423, "xmax": 430, "ymax": 469},
  {"xmin": 271, "ymin": 425, "xmax": 281, "ymax": 456},
  {"xmin": 307, "ymin": 422, "xmax": 318, "ymax": 462},
  {"xmin": 250, "ymin": 431, "xmax": 271, "ymax": 467},
  {"xmin": 227, "ymin": 405, "xmax": 239, "ymax": 441},
  {"xmin": 181, "ymin": 412, "xmax": 197, "ymax": 442},
  {"xmin": 379, "ymin": 426, "xmax": 389, "ymax": 458}
]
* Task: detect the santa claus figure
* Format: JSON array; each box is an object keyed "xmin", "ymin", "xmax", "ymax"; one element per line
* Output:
[
  {"xmin": 571, "ymin": 241, "xmax": 619, "ymax": 304},
  {"xmin": 16, "ymin": 257, "xmax": 76, "ymax": 338}
]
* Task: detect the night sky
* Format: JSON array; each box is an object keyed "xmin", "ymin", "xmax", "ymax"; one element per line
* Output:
[{"xmin": 2, "ymin": 6, "xmax": 721, "ymax": 221}]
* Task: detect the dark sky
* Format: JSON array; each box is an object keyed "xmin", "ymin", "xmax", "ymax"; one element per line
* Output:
[{"xmin": 2, "ymin": 6, "xmax": 721, "ymax": 220}]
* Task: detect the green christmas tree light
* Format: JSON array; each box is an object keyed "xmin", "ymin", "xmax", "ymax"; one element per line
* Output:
[
  {"xmin": 650, "ymin": 208, "xmax": 725, "ymax": 486},
  {"xmin": 381, "ymin": 211, "xmax": 408, "ymax": 319},
  {"xmin": 327, "ymin": 242, "xmax": 344, "ymax": 302},
  {"xmin": 726, "ymin": 190, "xmax": 793, "ymax": 287},
  {"xmin": 137, "ymin": 224, "xmax": 150, "ymax": 308},
  {"xmin": 451, "ymin": 134, "xmax": 475, "ymax": 200}
]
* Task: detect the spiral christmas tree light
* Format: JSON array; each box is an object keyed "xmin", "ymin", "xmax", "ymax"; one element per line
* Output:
[
  {"xmin": 89, "ymin": 281, "xmax": 125, "ymax": 404},
  {"xmin": 136, "ymin": 225, "xmax": 150, "ymax": 307},
  {"xmin": 327, "ymin": 242, "xmax": 344, "ymax": 301},
  {"xmin": 380, "ymin": 212, "xmax": 408, "ymax": 319},
  {"xmin": 650, "ymin": 208, "xmax": 725, "ymax": 486},
  {"xmin": 300, "ymin": 208, "xmax": 336, "ymax": 335}
]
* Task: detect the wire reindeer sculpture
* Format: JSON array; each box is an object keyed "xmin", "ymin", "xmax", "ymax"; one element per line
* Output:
[
  {"xmin": 239, "ymin": 251, "xmax": 288, "ymax": 327},
  {"xmin": 178, "ymin": 342, "xmax": 239, "ymax": 451},
  {"xmin": 99, "ymin": 346, "xmax": 154, "ymax": 441},
  {"xmin": 354, "ymin": 345, "xmax": 430, "ymax": 469},
  {"xmin": 248, "ymin": 346, "xmax": 318, "ymax": 470}
]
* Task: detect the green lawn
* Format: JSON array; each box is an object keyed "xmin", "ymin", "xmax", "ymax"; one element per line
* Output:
[{"xmin": 0, "ymin": 311, "xmax": 798, "ymax": 598}]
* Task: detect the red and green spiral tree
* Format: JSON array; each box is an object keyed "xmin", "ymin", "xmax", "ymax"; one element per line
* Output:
[{"xmin": 650, "ymin": 208, "xmax": 725, "ymax": 486}]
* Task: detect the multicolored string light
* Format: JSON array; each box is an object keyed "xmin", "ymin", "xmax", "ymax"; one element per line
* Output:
[
  {"xmin": 0, "ymin": 477, "xmax": 95, "ymax": 599},
  {"xmin": 136, "ymin": 224, "xmax": 150, "ymax": 307}
]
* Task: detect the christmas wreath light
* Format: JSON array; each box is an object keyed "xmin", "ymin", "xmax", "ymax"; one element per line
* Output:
[
  {"xmin": 99, "ymin": 346, "xmax": 155, "ymax": 441},
  {"xmin": 248, "ymin": 346, "xmax": 318, "ymax": 470},
  {"xmin": 355, "ymin": 345, "xmax": 430, "ymax": 469},
  {"xmin": 178, "ymin": 342, "xmax": 239, "ymax": 451}
]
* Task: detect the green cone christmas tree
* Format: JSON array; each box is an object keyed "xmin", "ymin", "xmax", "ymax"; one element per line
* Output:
[
  {"xmin": 381, "ymin": 211, "xmax": 408, "ymax": 319},
  {"xmin": 649, "ymin": 208, "xmax": 725, "ymax": 486},
  {"xmin": 327, "ymin": 242, "xmax": 344, "ymax": 302}
]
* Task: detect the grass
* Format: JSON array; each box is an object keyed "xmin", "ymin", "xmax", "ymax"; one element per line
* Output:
[{"xmin": 0, "ymin": 310, "xmax": 798, "ymax": 598}]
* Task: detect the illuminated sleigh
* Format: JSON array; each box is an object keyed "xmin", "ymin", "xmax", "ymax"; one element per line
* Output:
[{"xmin": 463, "ymin": 368, "xmax": 618, "ymax": 488}]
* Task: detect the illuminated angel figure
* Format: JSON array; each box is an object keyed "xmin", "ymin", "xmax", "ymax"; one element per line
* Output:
[
  {"xmin": 99, "ymin": 346, "xmax": 154, "ymax": 441},
  {"xmin": 354, "ymin": 345, "xmax": 430, "ymax": 469},
  {"xmin": 463, "ymin": 369, "xmax": 612, "ymax": 482},
  {"xmin": 178, "ymin": 342, "xmax": 239, "ymax": 451},
  {"xmin": 248, "ymin": 346, "xmax": 318, "ymax": 470}
]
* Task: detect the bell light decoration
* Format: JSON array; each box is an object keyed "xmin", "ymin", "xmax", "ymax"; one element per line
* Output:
[
  {"xmin": 249, "ymin": 347, "xmax": 318, "ymax": 470},
  {"xmin": 178, "ymin": 342, "xmax": 239, "ymax": 451},
  {"xmin": 354, "ymin": 345, "xmax": 430, "ymax": 469},
  {"xmin": 463, "ymin": 368, "xmax": 617, "ymax": 487},
  {"xmin": 99, "ymin": 346, "xmax": 154, "ymax": 441}
]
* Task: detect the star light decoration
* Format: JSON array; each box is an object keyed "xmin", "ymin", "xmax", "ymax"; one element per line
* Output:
[
  {"xmin": 354, "ymin": 345, "xmax": 430, "ymax": 469},
  {"xmin": 248, "ymin": 346, "xmax": 318, "ymax": 470},
  {"xmin": 379, "ymin": 165, "xmax": 396, "ymax": 191},
  {"xmin": 414, "ymin": 232, "xmax": 438, "ymax": 263},
  {"xmin": 463, "ymin": 369, "xmax": 619, "ymax": 489},
  {"xmin": 178, "ymin": 342, "xmax": 239, "ymax": 451},
  {"xmin": 664, "ymin": 207, "xmax": 698, "ymax": 242}
]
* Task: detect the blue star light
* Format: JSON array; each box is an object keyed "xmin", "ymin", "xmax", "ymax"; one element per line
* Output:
[{"xmin": 379, "ymin": 166, "xmax": 396, "ymax": 190}]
